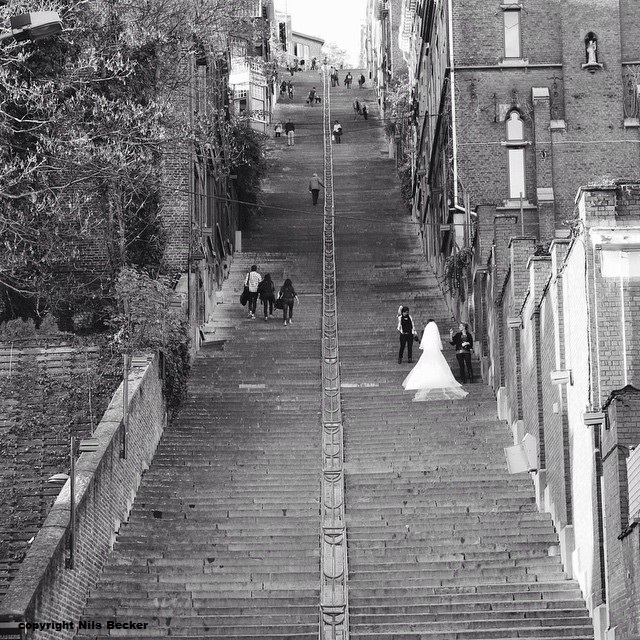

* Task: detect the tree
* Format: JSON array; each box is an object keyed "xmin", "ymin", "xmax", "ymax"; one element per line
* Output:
[
  {"xmin": 0, "ymin": 0, "xmax": 267, "ymax": 326},
  {"xmin": 322, "ymin": 42, "xmax": 348, "ymax": 67}
]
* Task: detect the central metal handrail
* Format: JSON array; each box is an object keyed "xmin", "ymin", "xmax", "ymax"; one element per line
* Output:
[{"xmin": 319, "ymin": 66, "xmax": 349, "ymax": 640}]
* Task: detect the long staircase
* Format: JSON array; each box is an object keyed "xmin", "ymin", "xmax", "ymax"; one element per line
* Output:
[{"xmin": 74, "ymin": 70, "xmax": 594, "ymax": 639}]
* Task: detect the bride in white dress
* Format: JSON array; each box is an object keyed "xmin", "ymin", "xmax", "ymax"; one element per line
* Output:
[{"xmin": 402, "ymin": 319, "xmax": 468, "ymax": 401}]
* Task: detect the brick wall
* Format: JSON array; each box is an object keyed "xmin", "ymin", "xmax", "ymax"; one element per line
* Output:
[
  {"xmin": 389, "ymin": 0, "xmax": 407, "ymax": 77},
  {"xmin": 553, "ymin": 0, "xmax": 640, "ymax": 225},
  {"xmin": 603, "ymin": 390, "xmax": 640, "ymax": 639},
  {"xmin": 161, "ymin": 141, "xmax": 191, "ymax": 273},
  {"xmin": 449, "ymin": 1, "xmax": 640, "ymax": 246},
  {"xmin": 0, "ymin": 354, "xmax": 166, "ymax": 639},
  {"xmin": 501, "ymin": 237, "xmax": 537, "ymax": 428},
  {"xmin": 476, "ymin": 205, "xmax": 497, "ymax": 268},
  {"xmin": 562, "ymin": 238, "xmax": 602, "ymax": 610},
  {"xmin": 620, "ymin": 0, "xmax": 640, "ymax": 61},
  {"xmin": 538, "ymin": 279, "xmax": 571, "ymax": 529},
  {"xmin": 478, "ymin": 182, "xmax": 640, "ymax": 632},
  {"xmin": 501, "ymin": 271, "xmax": 518, "ymax": 423},
  {"xmin": 452, "ymin": 0, "xmax": 562, "ymax": 67},
  {"xmin": 521, "ymin": 256, "xmax": 551, "ymax": 467},
  {"xmin": 580, "ymin": 184, "xmax": 640, "ymax": 404}
]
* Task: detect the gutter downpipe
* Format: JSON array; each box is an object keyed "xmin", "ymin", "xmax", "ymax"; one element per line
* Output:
[{"xmin": 447, "ymin": 0, "xmax": 459, "ymax": 207}]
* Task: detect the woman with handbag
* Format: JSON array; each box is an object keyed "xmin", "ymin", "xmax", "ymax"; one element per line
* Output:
[{"xmin": 278, "ymin": 278, "xmax": 299, "ymax": 326}]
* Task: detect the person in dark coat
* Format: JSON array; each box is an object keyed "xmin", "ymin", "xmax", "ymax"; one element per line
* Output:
[
  {"xmin": 397, "ymin": 305, "xmax": 417, "ymax": 364},
  {"xmin": 258, "ymin": 273, "xmax": 276, "ymax": 321},
  {"xmin": 285, "ymin": 119, "xmax": 295, "ymax": 146},
  {"xmin": 449, "ymin": 322, "xmax": 474, "ymax": 383}
]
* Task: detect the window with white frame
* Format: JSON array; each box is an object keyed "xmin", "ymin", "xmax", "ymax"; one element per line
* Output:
[
  {"xmin": 600, "ymin": 249, "xmax": 640, "ymax": 278},
  {"xmin": 506, "ymin": 110, "xmax": 526, "ymax": 199},
  {"xmin": 234, "ymin": 86, "xmax": 248, "ymax": 99},
  {"xmin": 502, "ymin": 4, "xmax": 522, "ymax": 59}
]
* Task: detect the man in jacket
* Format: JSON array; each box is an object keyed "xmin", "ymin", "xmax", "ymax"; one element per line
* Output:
[
  {"xmin": 285, "ymin": 119, "xmax": 295, "ymax": 146},
  {"xmin": 244, "ymin": 265, "xmax": 262, "ymax": 319},
  {"xmin": 449, "ymin": 322, "xmax": 474, "ymax": 383},
  {"xmin": 309, "ymin": 173, "xmax": 324, "ymax": 205}
]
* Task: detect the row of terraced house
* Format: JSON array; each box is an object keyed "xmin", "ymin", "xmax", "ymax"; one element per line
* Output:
[{"xmin": 365, "ymin": 0, "xmax": 640, "ymax": 638}]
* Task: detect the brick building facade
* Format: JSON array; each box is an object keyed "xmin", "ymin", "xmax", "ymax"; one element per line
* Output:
[
  {"xmin": 398, "ymin": 0, "xmax": 640, "ymax": 274},
  {"xmin": 482, "ymin": 183, "xmax": 640, "ymax": 640},
  {"xmin": 365, "ymin": 0, "xmax": 408, "ymax": 114},
  {"xmin": 387, "ymin": 0, "xmax": 640, "ymax": 636},
  {"xmin": 161, "ymin": 53, "xmax": 241, "ymax": 353}
]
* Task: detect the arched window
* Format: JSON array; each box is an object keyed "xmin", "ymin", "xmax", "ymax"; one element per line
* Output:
[{"xmin": 506, "ymin": 111, "xmax": 526, "ymax": 200}]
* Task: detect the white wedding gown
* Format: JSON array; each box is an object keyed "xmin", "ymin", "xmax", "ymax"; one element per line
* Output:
[{"xmin": 402, "ymin": 321, "xmax": 468, "ymax": 401}]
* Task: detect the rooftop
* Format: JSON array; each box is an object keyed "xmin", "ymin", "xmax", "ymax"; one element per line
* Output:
[{"xmin": 291, "ymin": 31, "xmax": 325, "ymax": 44}]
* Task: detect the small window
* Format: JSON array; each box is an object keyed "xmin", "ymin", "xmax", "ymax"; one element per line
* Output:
[
  {"xmin": 601, "ymin": 249, "xmax": 640, "ymax": 278},
  {"xmin": 503, "ymin": 8, "xmax": 522, "ymax": 58}
]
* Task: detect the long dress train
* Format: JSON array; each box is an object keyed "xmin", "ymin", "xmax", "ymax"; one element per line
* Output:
[{"xmin": 402, "ymin": 321, "xmax": 468, "ymax": 401}]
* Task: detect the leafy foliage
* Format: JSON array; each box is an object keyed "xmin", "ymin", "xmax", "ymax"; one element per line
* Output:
[
  {"xmin": 443, "ymin": 247, "xmax": 474, "ymax": 297},
  {"xmin": 398, "ymin": 162, "xmax": 413, "ymax": 213},
  {"xmin": 112, "ymin": 267, "xmax": 190, "ymax": 409},
  {"xmin": 322, "ymin": 42, "xmax": 349, "ymax": 67},
  {"xmin": 0, "ymin": 0, "xmax": 264, "ymax": 324},
  {"xmin": 384, "ymin": 74, "xmax": 412, "ymax": 142}
]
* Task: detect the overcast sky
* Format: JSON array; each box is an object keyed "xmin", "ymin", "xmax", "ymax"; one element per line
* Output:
[{"xmin": 274, "ymin": 0, "xmax": 367, "ymax": 65}]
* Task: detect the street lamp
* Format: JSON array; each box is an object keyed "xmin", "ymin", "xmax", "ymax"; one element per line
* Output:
[{"xmin": 0, "ymin": 11, "xmax": 62, "ymax": 43}]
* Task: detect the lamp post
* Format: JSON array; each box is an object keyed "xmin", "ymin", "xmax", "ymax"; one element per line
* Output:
[
  {"xmin": 47, "ymin": 437, "xmax": 99, "ymax": 570},
  {"xmin": 0, "ymin": 11, "xmax": 62, "ymax": 43}
]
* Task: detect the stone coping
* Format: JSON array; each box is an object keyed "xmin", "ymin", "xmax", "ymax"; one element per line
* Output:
[{"xmin": 0, "ymin": 353, "xmax": 159, "ymax": 623}]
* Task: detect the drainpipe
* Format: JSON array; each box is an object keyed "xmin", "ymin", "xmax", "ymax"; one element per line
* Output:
[{"xmin": 447, "ymin": 0, "xmax": 459, "ymax": 207}]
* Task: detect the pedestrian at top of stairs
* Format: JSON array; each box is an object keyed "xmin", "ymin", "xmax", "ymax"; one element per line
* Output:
[
  {"xmin": 397, "ymin": 305, "xmax": 418, "ymax": 364},
  {"xmin": 244, "ymin": 265, "xmax": 262, "ymax": 319},
  {"xmin": 309, "ymin": 173, "xmax": 324, "ymax": 206},
  {"xmin": 278, "ymin": 278, "xmax": 300, "ymax": 326}
]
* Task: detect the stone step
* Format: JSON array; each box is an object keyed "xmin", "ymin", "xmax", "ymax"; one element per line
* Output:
[
  {"xmin": 348, "ymin": 582, "xmax": 583, "ymax": 598},
  {"xmin": 349, "ymin": 610, "xmax": 591, "ymax": 624},
  {"xmin": 349, "ymin": 628, "xmax": 593, "ymax": 640},
  {"xmin": 350, "ymin": 600, "xmax": 590, "ymax": 615}
]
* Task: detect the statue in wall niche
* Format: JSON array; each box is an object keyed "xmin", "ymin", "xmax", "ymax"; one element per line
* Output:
[
  {"xmin": 586, "ymin": 36, "xmax": 597, "ymax": 65},
  {"xmin": 623, "ymin": 70, "xmax": 639, "ymax": 119}
]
